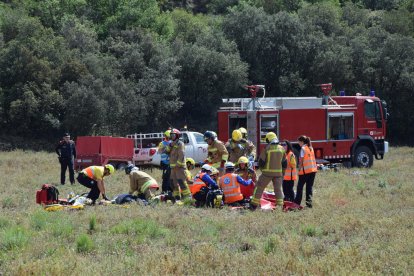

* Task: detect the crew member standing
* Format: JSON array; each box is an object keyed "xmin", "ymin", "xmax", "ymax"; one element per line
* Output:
[
  {"xmin": 204, "ymin": 131, "xmax": 228, "ymax": 175},
  {"xmin": 158, "ymin": 129, "xmax": 171, "ymax": 193},
  {"xmin": 281, "ymin": 140, "xmax": 297, "ymax": 202},
  {"xmin": 250, "ymin": 132, "xmax": 286, "ymax": 210},
  {"xmin": 294, "ymin": 135, "xmax": 317, "ymax": 208},
  {"xmin": 55, "ymin": 133, "xmax": 76, "ymax": 185}
]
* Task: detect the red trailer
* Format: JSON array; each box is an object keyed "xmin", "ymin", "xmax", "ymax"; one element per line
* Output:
[
  {"xmin": 75, "ymin": 136, "xmax": 134, "ymax": 170},
  {"xmin": 217, "ymin": 85, "xmax": 389, "ymax": 168}
]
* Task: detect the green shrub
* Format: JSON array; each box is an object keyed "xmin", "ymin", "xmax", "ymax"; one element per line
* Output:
[
  {"xmin": 76, "ymin": 234, "xmax": 94, "ymax": 253},
  {"xmin": 1, "ymin": 227, "xmax": 29, "ymax": 250}
]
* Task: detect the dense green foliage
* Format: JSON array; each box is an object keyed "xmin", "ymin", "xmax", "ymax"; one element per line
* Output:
[{"xmin": 0, "ymin": 0, "xmax": 413, "ymax": 145}]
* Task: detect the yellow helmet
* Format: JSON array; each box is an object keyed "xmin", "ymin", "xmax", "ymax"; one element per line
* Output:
[
  {"xmin": 238, "ymin": 156, "xmax": 249, "ymax": 164},
  {"xmin": 265, "ymin": 132, "xmax": 278, "ymax": 143},
  {"xmin": 164, "ymin": 130, "xmax": 171, "ymax": 138},
  {"xmin": 186, "ymin": 158, "xmax": 195, "ymax": 166},
  {"xmin": 239, "ymin": 127, "xmax": 247, "ymax": 136},
  {"xmin": 210, "ymin": 167, "xmax": 219, "ymax": 175},
  {"xmin": 232, "ymin": 130, "xmax": 242, "ymax": 141},
  {"xmin": 105, "ymin": 164, "xmax": 115, "ymax": 175}
]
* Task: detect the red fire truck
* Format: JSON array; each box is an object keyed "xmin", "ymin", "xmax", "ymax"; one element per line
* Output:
[{"xmin": 217, "ymin": 85, "xmax": 389, "ymax": 168}]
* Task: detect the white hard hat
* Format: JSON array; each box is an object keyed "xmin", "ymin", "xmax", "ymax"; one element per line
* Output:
[{"xmin": 201, "ymin": 164, "xmax": 212, "ymax": 172}]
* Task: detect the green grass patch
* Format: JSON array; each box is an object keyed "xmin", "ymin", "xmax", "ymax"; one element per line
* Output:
[
  {"xmin": 110, "ymin": 218, "xmax": 169, "ymax": 240},
  {"xmin": 0, "ymin": 217, "xmax": 10, "ymax": 229},
  {"xmin": 264, "ymin": 235, "xmax": 280, "ymax": 254},
  {"xmin": 1, "ymin": 226, "xmax": 29, "ymax": 251},
  {"xmin": 2, "ymin": 197, "xmax": 16, "ymax": 209},
  {"xmin": 89, "ymin": 215, "xmax": 97, "ymax": 232},
  {"xmin": 302, "ymin": 225, "xmax": 322, "ymax": 237},
  {"xmin": 76, "ymin": 234, "xmax": 94, "ymax": 253}
]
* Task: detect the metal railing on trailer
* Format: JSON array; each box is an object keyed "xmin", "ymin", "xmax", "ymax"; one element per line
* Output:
[{"xmin": 126, "ymin": 133, "xmax": 164, "ymax": 148}]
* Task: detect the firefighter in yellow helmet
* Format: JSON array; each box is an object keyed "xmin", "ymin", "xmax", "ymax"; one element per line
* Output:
[
  {"xmin": 235, "ymin": 156, "xmax": 256, "ymax": 200},
  {"xmin": 250, "ymin": 132, "xmax": 287, "ymax": 210},
  {"xmin": 185, "ymin": 157, "xmax": 196, "ymax": 185},
  {"xmin": 76, "ymin": 164, "xmax": 115, "ymax": 204},
  {"xmin": 204, "ymin": 131, "xmax": 228, "ymax": 175},
  {"xmin": 169, "ymin": 129, "xmax": 191, "ymax": 201},
  {"xmin": 225, "ymin": 129, "xmax": 256, "ymax": 164}
]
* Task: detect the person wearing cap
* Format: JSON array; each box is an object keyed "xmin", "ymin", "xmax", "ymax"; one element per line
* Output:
[
  {"xmin": 55, "ymin": 133, "xmax": 76, "ymax": 185},
  {"xmin": 239, "ymin": 127, "xmax": 256, "ymax": 162},
  {"xmin": 250, "ymin": 132, "xmax": 287, "ymax": 210},
  {"xmin": 125, "ymin": 164, "xmax": 159, "ymax": 201},
  {"xmin": 76, "ymin": 164, "xmax": 115, "ymax": 203},
  {"xmin": 219, "ymin": 162, "xmax": 252, "ymax": 206},
  {"xmin": 158, "ymin": 129, "xmax": 172, "ymax": 193}
]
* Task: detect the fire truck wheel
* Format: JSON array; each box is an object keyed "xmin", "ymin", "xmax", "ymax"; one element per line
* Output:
[{"xmin": 353, "ymin": 146, "xmax": 373, "ymax": 168}]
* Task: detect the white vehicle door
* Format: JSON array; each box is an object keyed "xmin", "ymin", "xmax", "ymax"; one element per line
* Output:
[
  {"xmin": 192, "ymin": 132, "xmax": 208, "ymax": 163},
  {"xmin": 182, "ymin": 133, "xmax": 194, "ymax": 161}
]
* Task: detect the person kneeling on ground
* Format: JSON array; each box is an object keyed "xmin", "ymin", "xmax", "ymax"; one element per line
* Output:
[
  {"xmin": 125, "ymin": 164, "xmax": 160, "ymax": 202},
  {"xmin": 189, "ymin": 164, "xmax": 219, "ymax": 207},
  {"xmin": 219, "ymin": 162, "xmax": 252, "ymax": 207},
  {"xmin": 235, "ymin": 156, "xmax": 256, "ymax": 200},
  {"xmin": 77, "ymin": 164, "xmax": 114, "ymax": 204}
]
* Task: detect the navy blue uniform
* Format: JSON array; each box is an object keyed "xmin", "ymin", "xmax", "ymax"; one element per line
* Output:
[{"xmin": 56, "ymin": 140, "xmax": 76, "ymax": 185}]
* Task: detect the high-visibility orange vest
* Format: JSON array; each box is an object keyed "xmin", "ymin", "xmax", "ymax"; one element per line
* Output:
[
  {"xmin": 299, "ymin": 146, "xmax": 317, "ymax": 175},
  {"xmin": 189, "ymin": 173, "xmax": 207, "ymax": 195},
  {"xmin": 284, "ymin": 151, "xmax": 298, "ymax": 181},
  {"xmin": 219, "ymin": 173, "xmax": 243, "ymax": 204},
  {"xmin": 82, "ymin": 166, "xmax": 104, "ymax": 180}
]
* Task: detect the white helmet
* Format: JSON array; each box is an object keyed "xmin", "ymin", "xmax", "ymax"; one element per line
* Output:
[
  {"xmin": 224, "ymin": 162, "xmax": 235, "ymax": 170},
  {"xmin": 201, "ymin": 164, "xmax": 212, "ymax": 172}
]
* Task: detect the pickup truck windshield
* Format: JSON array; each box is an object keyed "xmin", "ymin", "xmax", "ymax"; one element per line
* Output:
[{"xmin": 194, "ymin": 133, "xmax": 207, "ymax": 144}]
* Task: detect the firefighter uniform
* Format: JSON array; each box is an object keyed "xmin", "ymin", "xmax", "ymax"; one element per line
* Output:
[
  {"xmin": 207, "ymin": 140, "xmax": 229, "ymax": 172},
  {"xmin": 294, "ymin": 145, "xmax": 317, "ymax": 207},
  {"xmin": 283, "ymin": 151, "xmax": 297, "ymax": 202},
  {"xmin": 169, "ymin": 140, "xmax": 191, "ymax": 200},
  {"xmin": 251, "ymin": 141, "xmax": 286, "ymax": 208},
  {"xmin": 129, "ymin": 169, "xmax": 159, "ymax": 201},
  {"xmin": 225, "ymin": 139, "xmax": 256, "ymax": 164}
]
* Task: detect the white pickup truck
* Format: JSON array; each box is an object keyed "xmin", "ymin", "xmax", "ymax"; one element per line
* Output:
[{"xmin": 126, "ymin": 131, "xmax": 208, "ymax": 166}]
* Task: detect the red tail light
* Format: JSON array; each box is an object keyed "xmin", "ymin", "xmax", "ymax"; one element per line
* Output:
[{"xmin": 149, "ymin": 149, "xmax": 156, "ymax": 156}]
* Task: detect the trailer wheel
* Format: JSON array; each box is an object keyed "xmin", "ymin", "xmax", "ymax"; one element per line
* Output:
[
  {"xmin": 117, "ymin": 163, "xmax": 127, "ymax": 171},
  {"xmin": 353, "ymin": 146, "xmax": 373, "ymax": 168}
]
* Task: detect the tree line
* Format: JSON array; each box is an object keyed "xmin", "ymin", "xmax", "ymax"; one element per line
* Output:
[{"xmin": 0, "ymin": 0, "xmax": 413, "ymax": 146}]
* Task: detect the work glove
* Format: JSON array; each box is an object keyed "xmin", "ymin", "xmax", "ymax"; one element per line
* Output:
[
  {"xmin": 102, "ymin": 194, "xmax": 109, "ymax": 201},
  {"xmin": 237, "ymin": 144, "xmax": 245, "ymax": 151}
]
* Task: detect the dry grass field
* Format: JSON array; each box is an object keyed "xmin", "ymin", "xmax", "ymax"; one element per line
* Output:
[{"xmin": 0, "ymin": 147, "xmax": 413, "ymax": 275}]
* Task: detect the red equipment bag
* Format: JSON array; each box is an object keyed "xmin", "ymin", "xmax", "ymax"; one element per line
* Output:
[{"xmin": 36, "ymin": 184, "xmax": 59, "ymax": 205}]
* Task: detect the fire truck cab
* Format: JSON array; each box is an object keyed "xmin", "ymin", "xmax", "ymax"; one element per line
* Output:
[{"xmin": 217, "ymin": 85, "xmax": 389, "ymax": 168}]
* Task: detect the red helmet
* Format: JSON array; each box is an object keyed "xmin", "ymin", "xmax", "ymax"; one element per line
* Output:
[{"xmin": 170, "ymin": 128, "xmax": 181, "ymax": 140}]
